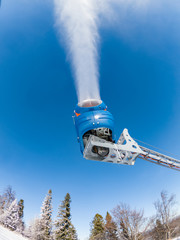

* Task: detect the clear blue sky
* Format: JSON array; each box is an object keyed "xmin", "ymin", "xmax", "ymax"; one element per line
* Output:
[{"xmin": 0, "ymin": 0, "xmax": 180, "ymax": 239}]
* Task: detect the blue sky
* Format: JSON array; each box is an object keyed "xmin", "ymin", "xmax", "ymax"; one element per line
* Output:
[{"xmin": 0, "ymin": 0, "xmax": 180, "ymax": 239}]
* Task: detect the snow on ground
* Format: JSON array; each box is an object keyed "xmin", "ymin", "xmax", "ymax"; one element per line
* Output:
[
  {"xmin": 0, "ymin": 224, "xmax": 180, "ymax": 240},
  {"xmin": 0, "ymin": 225, "xmax": 28, "ymax": 240}
]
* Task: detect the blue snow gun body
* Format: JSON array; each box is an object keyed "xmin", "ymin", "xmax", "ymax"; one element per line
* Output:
[{"xmin": 74, "ymin": 99, "xmax": 115, "ymax": 153}]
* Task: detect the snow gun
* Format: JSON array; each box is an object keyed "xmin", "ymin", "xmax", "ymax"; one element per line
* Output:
[{"xmin": 73, "ymin": 99, "xmax": 180, "ymax": 171}]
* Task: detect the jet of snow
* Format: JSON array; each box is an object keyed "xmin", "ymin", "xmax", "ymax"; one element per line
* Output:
[
  {"xmin": 53, "ymin": 0, "xmax": 152, "ymax": 103},
  {"xmin": 54, "ymin": 0, "xmax": 100, "ymax": 103}
]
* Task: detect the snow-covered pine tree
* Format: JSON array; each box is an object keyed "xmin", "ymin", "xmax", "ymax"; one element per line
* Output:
[
  {"xmin": 26, "ymin": 217, "xmax": 44, "ymax": 240},
  {"xmin": 1, "ymin": 199, "xmax": 24, "ymax": 233},
  {"xmin": 55, "ymin": 193, "xmax": 78, "ymax": 240},
  {"xmin": 40, "ymin": 189, "xmax": 53, "ymax": 240},
  {"xmin": 0, "ymin": 194, "xmax": 4, "ymax": 216}
]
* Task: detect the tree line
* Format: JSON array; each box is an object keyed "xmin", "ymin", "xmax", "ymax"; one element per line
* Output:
[
  {"xmin": 0, "ymin": 186, "xmax": 180, "ymax": 240},
  {"xmin": 0, "ymin": 187, "xmax": 77, "ymax": 239},
  {"xmin": 89, "ymin": 191, "xmax": 180, "ymax": 240}
]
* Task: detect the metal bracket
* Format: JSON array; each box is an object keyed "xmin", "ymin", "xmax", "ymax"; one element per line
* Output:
[
  {"xmin": 83, "ymin": 128, "xmax": 180, "ymax": 171},
  {"xmin": 83, "ymin": 128, "xmax": 146, "ymax": 165}
]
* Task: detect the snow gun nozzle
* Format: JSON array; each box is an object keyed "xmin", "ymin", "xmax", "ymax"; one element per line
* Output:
[{"xmin": 78, "ymin": 99, "xmax": 102, "ymax": 108}]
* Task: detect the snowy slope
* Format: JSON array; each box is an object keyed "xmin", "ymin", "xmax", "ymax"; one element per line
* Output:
[
  {"xmin": 0, "ymin": 225, "xmax": 28, "ymax": 240},
  {"xmin": 0, "ymin": 224, "xmax": 180, "ymax": 240}
]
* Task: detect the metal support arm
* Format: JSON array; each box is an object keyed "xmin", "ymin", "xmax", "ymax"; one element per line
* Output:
[{"xmin": 83, "ymin": 129, "xmax": 180, "ymax": 171}]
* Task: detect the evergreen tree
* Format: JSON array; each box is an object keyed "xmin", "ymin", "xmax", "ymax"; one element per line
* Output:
[
  {"xmin": 40, "ymin": 189, "xmax": 53, "ymax": 240},
  {"xmin": 152, "ymin": 219, "xmax": 166, "ymax": 240},
  {"xmin": 18, "ymin": 199, "xmax": 25, "ymax": 232},
  {"xmin": 18, "ymin": 199, "xmax": 24, "ymax": 219},
  {"xmin": 90, "ymin": 213, "xmax": 105, "ymax": 240},
  {"xmin": 1, "ymin": 199, "xmax": 23, "ymax": 232},
  {"xmin": 55, "ymin": 193, "xmax": 78, "ymax": 240},
  {"xmin": 120, "ymin": 220, "xmax": 129, "ymax": 240},
  {"xmin": 154, "ymin": 191, "xmax": 176, "ymax": 240},
  {"xmin": 105, "ymin": 212, "xmax": 119, "ymax": 240},
  {"xmin": 27, "ymin": 217, "xmax": 44, "ymax": 240}
]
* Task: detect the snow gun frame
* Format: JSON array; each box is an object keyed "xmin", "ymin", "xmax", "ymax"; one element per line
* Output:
[{"xmin": 83, "ymin": 128, "xmax": 180, "ymax": 171}]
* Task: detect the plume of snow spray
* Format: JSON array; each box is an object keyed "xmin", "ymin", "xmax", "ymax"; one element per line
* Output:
[
  {"xmin": 54, "ymin": 0, "xmax": 166, "ymax": 103},
  {"xmin": 54, "ymin": 0, "xmax": 100, "ymax": 103}
]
